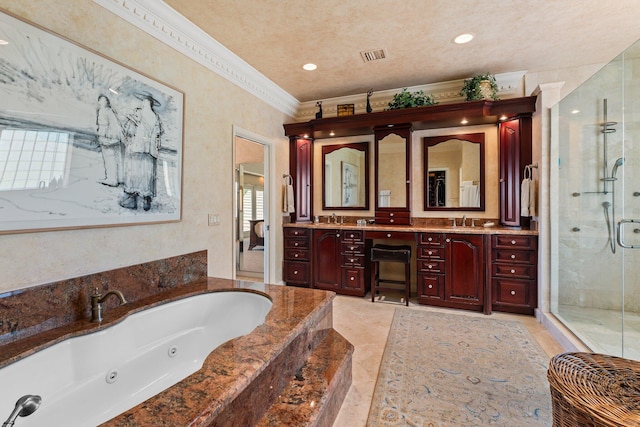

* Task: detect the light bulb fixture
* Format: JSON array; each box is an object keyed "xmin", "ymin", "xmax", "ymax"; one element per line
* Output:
[
  {"xmin": 302, "ymin": 63, "xmax": 317, "ymax": 71},
  {"xmin": 329, "ymin": 130, "xmax": 335, "ymax": 136},
  {"xmin": 0, "ymin": 39, "xmax": 8, "ymax": 45},
  {"xmin": 499, "ymin": 115, "xmax": 508, "ymax": 121},
  {"xmin": 571, "ymin": 109, "xmax": 580, "ymax": 114},
  {"xmin": 454, "ymin": 33, "xmax": 474, "ymax": 44},
  {"xmin": 461, "ymin": 118, "xmax": 469, "ymax": 125}
]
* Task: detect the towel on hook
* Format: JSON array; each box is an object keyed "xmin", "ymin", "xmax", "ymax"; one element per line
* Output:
[
  {"xmin": 521, "ymin": 166, "xmax": 535, "ymax": 217},
  {"xmin": 283, "ymin": 175, "xmax": 295, "ymax": 213},
  {"xmin": 529, "ymin": 178, "xmax": 537, "ymax": 216}
]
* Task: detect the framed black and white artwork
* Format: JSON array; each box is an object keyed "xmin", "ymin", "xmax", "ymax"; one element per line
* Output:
[{"xmin": 0, "ymin": 9, "xmax": 184, "ymax": 234}]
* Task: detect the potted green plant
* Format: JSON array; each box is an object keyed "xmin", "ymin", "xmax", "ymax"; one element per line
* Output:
[
  {"xmin": 387, "ymin": 88, "xmax": 438, "ymax": 110},
  {"xmin": 459, "ymin": 73, "xmax": 499, "ymax": 101}
]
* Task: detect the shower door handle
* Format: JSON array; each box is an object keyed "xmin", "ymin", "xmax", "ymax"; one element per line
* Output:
[{"xmin": 616, "ymin": 219, "xmax": 640, "ymax": 249}]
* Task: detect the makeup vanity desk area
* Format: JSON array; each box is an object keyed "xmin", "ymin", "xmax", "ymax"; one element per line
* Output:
[{"xmin": 283, "ymin": 221, "xmax": 538, "ymax": 315}]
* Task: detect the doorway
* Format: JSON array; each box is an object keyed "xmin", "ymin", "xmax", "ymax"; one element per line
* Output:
[{"xmin": 234, "ymin": 132, "xmax": 270, "ymax": 282}]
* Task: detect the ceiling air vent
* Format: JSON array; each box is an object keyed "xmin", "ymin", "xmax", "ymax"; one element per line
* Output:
[{"xmin": 360, "ymin": 49, "xmax": 387, "ymax": 63}]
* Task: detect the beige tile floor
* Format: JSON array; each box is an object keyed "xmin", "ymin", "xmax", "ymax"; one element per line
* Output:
[{"xmin": 331, "ymin": 294, "xmax": 566, "ymax": 427}]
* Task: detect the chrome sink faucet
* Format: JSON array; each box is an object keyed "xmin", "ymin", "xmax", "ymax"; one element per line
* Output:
[
  {"xmin": 461, "ymin": 215, "xmax": 467, "ymax": 227},
  {"xmin": 332, "ymin": 213, "xmax": 337, "ymax": 224},
  {"xmin": 91, "ymin": 288, "xmax": 127, "ymax": 322}
]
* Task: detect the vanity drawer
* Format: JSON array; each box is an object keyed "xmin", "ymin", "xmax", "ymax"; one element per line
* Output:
[
  {"xmin": 341, "ymin": 230, "xmax": 364, "ymax": 242},
  {"xmin": 285, "ymin": 238, "xmax": 310, "ymax": 250},
  {"xmin": 366, "ymin": 230, "xmax": 416, "ymax": 241},
  {"xmin": 283, "ymin": 261, "xmax": 310, "ymax": 284},
  {"xmin": 417, "ymin": 259, "xmax": 445, "ymax": 273},
  {"xmin": 284, "ymin": 227, "xmax": 310, "ymax": 239},
  {"xmin": 342, "ymin": 268, "xmax": 364, "ymax": 291},
  {"xmin": 374, "ymin": 211, "xmax": 411, "ymax": 225},
  {"xmin": 492, "ymin": 249, "xmax": 536, "ymax": 264},
  {"xmin": 417, "ymin": 246, "xmax": 445, "ymax": 260},
  {"xmin": 341, "ymin": 243, "xmax": 364, "ymax": 255},
  {"xmin": 492, "ymin": 235, "xmax": 537, "ymax": 250},
  {"xmin": 418, "ymin": 274, "xmax": 444, "ymax": 299},
  {"xmin": 341, "ymin": 254, "xmax": 365, "ymax": 267},
  {"xmin": 418, "ymin": 233, "xmax": 445, "ymax": 247},
  {"xmin": 284, "ymin": 248, "xmax": 309, "ymax": 261},
  {"xmin": 492, "ymin": 278, "xmax": 532, "ymax": 306},
  {"xmin": 491, "ymin": 264, "xmax": 536, "ymax": 280}
]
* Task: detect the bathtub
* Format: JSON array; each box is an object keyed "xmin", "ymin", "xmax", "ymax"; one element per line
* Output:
[{"xmin": 0, "ymin": 290, "xmax": 272, "ymax": 427}]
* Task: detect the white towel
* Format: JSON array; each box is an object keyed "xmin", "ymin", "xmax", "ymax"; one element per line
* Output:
[
  {"xmin": 521, "ymin": 177, "xmax": 531, "ymax": 217},
  {"xmin": 529, "ymin": 178, "xmax": 536, "ymax": 217},
  {"xmin": 283, "ymin": 176, "xmax": 295, "ymax": 213}
]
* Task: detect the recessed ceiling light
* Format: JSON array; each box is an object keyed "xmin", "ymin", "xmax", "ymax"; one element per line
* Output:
[
  {"xmin": 461, "ymin": 118, "xmax": 469, "ymax": 125},
  {"xmin": 571, "ymin": 109, "xmax": 580, "ymax": 114},
  {"xmin": 454, "ymin": 33, "xmax": 474, "ymax": 44},
  {"xmin": 302, "ymin": 63, "xmax": 317, "ymax": 71},
  {"xmin": 0, "ymin": 39, "xmax": 8, "ymax": 45}
]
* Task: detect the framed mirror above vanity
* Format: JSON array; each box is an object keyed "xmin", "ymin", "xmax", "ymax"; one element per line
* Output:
[
  {"xmin": 374, "ymin": 125, "xmax": 411, "ymax": 225},
  {"xmin": 322, "ymin": 142, "xmax": 369, "ymax": 210},
  {"xmin": 423, "ymin": 133, "xmax": 485, "ymax": 211}
]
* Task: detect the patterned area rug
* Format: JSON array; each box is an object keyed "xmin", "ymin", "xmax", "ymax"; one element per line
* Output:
[{"xmin": 367, "ymin": 309, "xmax": 552, "ymax": 426}]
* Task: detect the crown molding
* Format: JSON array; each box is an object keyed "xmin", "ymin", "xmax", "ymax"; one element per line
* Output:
[
  {"xmin": 295, "ymin": 71, "xmax": 527, "ymax": 122},
  {"xmin": 92, "ymin": 0, "xmax": 299, "ymax": 117}
]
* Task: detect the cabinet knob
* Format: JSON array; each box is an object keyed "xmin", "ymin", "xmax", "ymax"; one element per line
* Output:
[
  {"xmin": 510, "ymin": 269, "xmax": 516, "ymax": 274},
  {"xmin": 428, "ymin": 284, "xmax": 433, "ymax": 289},
  {"xmin": 510, "ymin": 290, "xmax": 516, "ymax": 295},
  {"xmin": 390, "ymin": 213, "xmax": 394, "ymax": 217},
  {"xmin": 294, "ymin": 254, "xmax": 299, "ymax": 258},
  {"xmin": 511, "ymin": 254, "xmax": 516, "ymax": 259},
  {"xmin": 511, "ymin": 240, "xmax": 516, "ymax": 245},
  {"xmin": 350, "ymin": 234, "xmax": 354, "ymax": 238},
  {"xmin": 350, "ymin": 246, "xmax": 356, "ymax": 250},
  {"xmin": 390, "ymin": 219, "xmax": 394, "ymax": 223},
  {"xmin": 446, "ymin": 238, "xmax": 451, "ymax": 243},
  {"xmin": 350, "ymin": 258, "xmax": 355, "ymax": 263},
  {"xmin": 428, "ymin": 237, "xmax": 433, "ymax": 242},
  {"xmin": 428, "ymin": 251, "xmax": 433, "ymax": 255},
  {"xmin": 336, "ymin": 233, "xmax": 341, "ymax": 237},
  {"xmin": 294, "ymin": 242, "xmax": 299, "ymax": 247},
  {"xmin": 387, "ymin": 233, "xmax": 391, "ymax": 238},
  {"xmin": 350, "ymin": 277, "xmax": 355, "ymax": 281},
  {"xmin": 293, "ymin": 270, "xmax": 298, "ymax": 275},
  {"xmin": 294, "ymin": 231, "xmax": 299, "ymax": 235}
]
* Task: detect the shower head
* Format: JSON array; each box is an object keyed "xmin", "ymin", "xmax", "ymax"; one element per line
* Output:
[
  {"xmin": 2, "ymin": 395, "xmax": 41, "ymax": 427},
  {"xmin": 612, "ymin": 157, "xmax": 625, "ymax": 179}
]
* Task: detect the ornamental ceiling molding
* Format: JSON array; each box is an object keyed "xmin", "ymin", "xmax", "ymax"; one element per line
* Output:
[
  {"xmin": 93, "ymin": 0, "xmax": 299, "ymax": 117},
  {"xmin": 295, "ymin": 71, "xmax": 527, "ymax": 122}
]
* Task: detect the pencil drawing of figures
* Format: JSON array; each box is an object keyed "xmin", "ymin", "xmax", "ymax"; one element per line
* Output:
[
  {"xmin": 120, "ymin": 91, "xmax": 163, "ymax": 211},
  {"xmin": 96, "ymin": 95, "xmax": 124, "ymax": 187}
]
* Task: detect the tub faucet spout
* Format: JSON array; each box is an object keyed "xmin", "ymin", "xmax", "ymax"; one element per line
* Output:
[{"xmin": 91, "ymin": 288, "xmax": 127, "ymax": 323}]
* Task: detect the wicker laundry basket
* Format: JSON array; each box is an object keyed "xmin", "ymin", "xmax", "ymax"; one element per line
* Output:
[{"xmin": 547, "ymin": 352, "xmax": 640, "ymax": 426}]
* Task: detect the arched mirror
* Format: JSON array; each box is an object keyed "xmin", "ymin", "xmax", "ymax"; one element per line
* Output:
[
  {"xmin": 375, "ymin": 125, "xmax": 411, "ymax": 224},
  {"xmin": 322, "ymin": 142, "xmax": 369, "ymax": 210},
  {"xmin": 423, "ymin": 133, "xmax": 485, "ymax": 211}
]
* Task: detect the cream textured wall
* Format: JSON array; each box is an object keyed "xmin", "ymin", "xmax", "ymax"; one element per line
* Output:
[{"xmin": 0, "ymin": 1, "xmax": 291, "ymax": 292}]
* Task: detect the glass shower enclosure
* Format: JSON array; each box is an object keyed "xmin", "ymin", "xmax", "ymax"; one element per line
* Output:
[{"xmin": 551, "ymin": 39, "xmax": 640, "ymax": 360}]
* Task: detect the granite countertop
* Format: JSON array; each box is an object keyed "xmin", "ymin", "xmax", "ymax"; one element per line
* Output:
[
  {"xmin": 284, "ymin": 221, "xmax": 538, "ymax": 236},
  {"xmin": 0, "ymin": 278, "xmax": 336, "ymax": 426}
]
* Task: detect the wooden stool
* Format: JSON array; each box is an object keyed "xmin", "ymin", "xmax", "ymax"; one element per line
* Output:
[{"xmin": 370, "ymin": 244, "xmax": 412, "ymax": 306}]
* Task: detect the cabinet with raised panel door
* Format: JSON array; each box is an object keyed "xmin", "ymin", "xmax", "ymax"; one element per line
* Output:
[
  {"xmin": 491, "ymin": 234, "xmax": 537, "ymax": 315},
  {"xmin": 417, "ymin": 232, "xmax": 486, "ymax": 312},
  {"xmin": 313, "ymin": 228, "xmax": 367, "ymax": 296}
]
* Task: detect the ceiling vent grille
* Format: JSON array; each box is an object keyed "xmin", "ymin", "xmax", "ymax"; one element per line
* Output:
[{"xmin": 360, "ymin": 49, "xmax": 387, "ymax": 63}]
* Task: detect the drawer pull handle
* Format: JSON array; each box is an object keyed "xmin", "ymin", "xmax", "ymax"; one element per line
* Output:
[
  {"xmin": 428, "ymin": 251, "xmax": 433, "ymax": 255},
  {"xmin": 351, "ymin": 246, "xmax": 356, "ymax": 250},
  {"xmin": 510, "ymin": 290, "xmax": 516, "ymax": 295},
  {"xmin": 511, "ymin": 240, "xmax": 516, "ymax": 245},
  {"xmin": 293, "ymin": 270, "xmax": 298, "ymax": 275},
  {"xmin": 446, "ymin": 238, "xmax": 451, "ymax": 243},
  {"xmin": 510, "ymin": 269, "xmax": 516, "ymax": 274},
  {"xmin": 390, "ymin": 213, "xmax": 394, "ymax": 217},
  {"xmin": 428, "ymin": 264, "xmax": 433, "ymax": 269},
  {"xmin": 294, "ymin": 254, "xmax": 299, "ymax": 258},
  {"xmin": 511, "ymin": 254, "xmax": 516, "ymax": 259},
  {"xmin": 350, "ymin": 258, "xmax": 355, "ymax": 263},
  {"xmin": 294, "ymin": 243, "xmax": 299, "ymax": 247},
  {"xmin": 294, "ymin": 231, "xmax": 299, "ymax": 236},
  {"xmin": 428, "ymin": 237, "xmax": 433, "ymax": 242},
  {"xmin": 428, "ymin": 284, "xmax": 433, "ymax": 289},
  {"xmin": 387, "ymin": 233, "xmax": 391, "ymax": 238},
  {"xmin": 336, "ymin": 233, "xmax": 341, "ymax": 237},
  {"xmin": 350, "ymin": 277, "xmax": 355, "ymax": 281},
  {"xmin": 350, "ymin": 234, "xmax": 354, "ymax": 238},
  {"xmin": 390, "ymin": 219, "xmax": 394, "ymax": 223}
]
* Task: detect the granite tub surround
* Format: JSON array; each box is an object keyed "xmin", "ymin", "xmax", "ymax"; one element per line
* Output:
[
  {"xmin": 0, "ymin": 250, "xmax": 208, "ymax": 347},
  {"xmin": 1, "ymin": 274, "xmax": 347, "ymax": 426}
]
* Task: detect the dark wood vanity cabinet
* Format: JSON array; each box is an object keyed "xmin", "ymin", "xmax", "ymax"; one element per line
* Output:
[
  {"xmin": 499, "ymin": 117, "xmax": 532, "ymax": 229},
  {"xmin": 289, "ymin": 137, "xmax": 313, "ymax": 223},
  {"xmin": 283, "ymin": 227, "xmax": 312, "ymax": 287},
  {"xmin": 491, "ymin": 234, "xmax": 538, "ymax": 315},
  {"xmin": 313, "ymin": 228, "xmax": 366, "ymax": 296},
  {"xmin": 417, "ymin": 232, "xmax": 486, "ymax": 312}
]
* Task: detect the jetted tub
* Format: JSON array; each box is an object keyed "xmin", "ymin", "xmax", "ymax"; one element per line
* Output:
[{"xmin": 0, "ymin": 290, "xmax": 272, "ymax": 427}]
